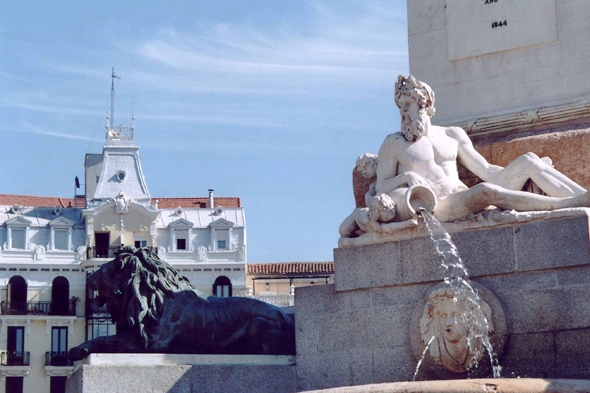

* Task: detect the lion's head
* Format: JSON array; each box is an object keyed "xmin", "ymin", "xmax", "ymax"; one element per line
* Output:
[{"xmin": 88, "ymin": 246, "xmax": 194, "ymax": 347}]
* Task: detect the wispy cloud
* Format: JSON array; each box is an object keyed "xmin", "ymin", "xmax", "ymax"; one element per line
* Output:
[
  {"xmin": 130, "ymin": 2, "xmax": 405, "ymax": 93},
  {"xmin": 16, "ymin": 121, "xmax": 102, "ymax": 142}
]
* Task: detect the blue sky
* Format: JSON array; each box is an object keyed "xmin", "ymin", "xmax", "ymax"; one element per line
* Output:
[{"xmin": 0, "ymin": 1, "xmax": 409, "ymax": 263}]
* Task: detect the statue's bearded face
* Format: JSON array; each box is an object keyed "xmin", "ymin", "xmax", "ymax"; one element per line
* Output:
[{"xmin": 398, "ymin": 94, "xmax": 428, "ymax": 142}]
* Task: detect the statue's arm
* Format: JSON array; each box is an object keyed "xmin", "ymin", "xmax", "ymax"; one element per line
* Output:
[
  {"xmin": 375, "ymin": 134, "xmax": 405, "ymax": 193},
  {"xmin": 364, "ymin": 183, "xmax": 376, "ymax": 207},
  {"xmin": 375, "ymin": 171, "xmax": 428, "ymax": 194},
  {"xmin": 454, "ymin": 127, "xmax": 503, "ymax": 181},
  {"xmin": 373, "ymin": 218, "xmax": 419, "ymax": 234}
]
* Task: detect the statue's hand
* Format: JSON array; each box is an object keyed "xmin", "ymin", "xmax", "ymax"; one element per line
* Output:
[{"xmin": 404, "ymin": 171, "xmax": 429, "ymax": 188}]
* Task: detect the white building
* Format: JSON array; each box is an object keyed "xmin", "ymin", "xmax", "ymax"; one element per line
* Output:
[{"xmin": 0, "ymin": 121, "xmax": 247, "ymax": 393}]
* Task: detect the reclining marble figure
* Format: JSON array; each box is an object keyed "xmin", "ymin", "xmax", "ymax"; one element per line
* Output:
[
  {"xmin": 69, "ymin": 247, "xmax": 295, "ymax": 360},
  {"xmin": 340, "ymin": 74, "xmax": 590, "ymax": 238}
]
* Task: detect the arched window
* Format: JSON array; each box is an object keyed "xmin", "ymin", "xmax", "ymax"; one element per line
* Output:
[
  {"xmin": 7, "ymin": 276, "xmax": 27, "ymax": 314},
  {"xmin": 213, "ymin": 276, "xmax": 232, "ymax": 297},
  {"xmin": 51, "ymin": 277, "xmax": 70, "ymax": 316}
]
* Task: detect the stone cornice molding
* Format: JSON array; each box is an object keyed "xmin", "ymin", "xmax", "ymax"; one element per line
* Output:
[
  {"xmin": 209, "ymin": 218, "xmax": 235, "ymax": 228},
  {"xmin": 48, "ymin": 217, "xmax": 74, "ymax": 227},
  {"xmin": 168, "ymin": 219, "xmax": 194, "ymax": 228},
  {"xmin": 5, "ymin": 217, "xmax": 32, "ymax": 227},
  {"xmin": 443, "ymin": 96, "xmax": 590, "ymax": 138},
  {"xmin": 82, "ymin": 200, "xmax": 160, "ymax": 219}
]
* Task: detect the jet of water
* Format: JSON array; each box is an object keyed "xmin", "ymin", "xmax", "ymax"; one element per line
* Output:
[{"xmin": 416, "ymin": 209, "xmax": 502, "ymax": 378}]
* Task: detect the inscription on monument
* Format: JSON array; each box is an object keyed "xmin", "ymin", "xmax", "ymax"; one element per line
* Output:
[{"xmin": 447, "ymin": 0, "xmax": 557, "ymax": 61}]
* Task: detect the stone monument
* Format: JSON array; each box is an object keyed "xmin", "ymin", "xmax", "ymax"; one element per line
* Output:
[
  {"xmin": 295, "ymin": 75, "xmax": 590, "ymax": 391},
  {"xmin": 408, "ymin": 0, "xmax": 590, "ymax": 190}
]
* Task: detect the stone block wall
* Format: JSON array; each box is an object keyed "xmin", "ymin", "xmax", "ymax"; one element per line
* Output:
[{"xmin": 295, "ymin": 212, "xmax": 590, "ymax": 390}]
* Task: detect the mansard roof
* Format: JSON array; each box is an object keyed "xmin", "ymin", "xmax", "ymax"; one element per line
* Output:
[
  {"xmin": 247, "ymin": 262, "xmax": 335, "ymax": 276},
  {"xmin": 0, "ymin": 194, "xmax": 241, "ymax": 208}
]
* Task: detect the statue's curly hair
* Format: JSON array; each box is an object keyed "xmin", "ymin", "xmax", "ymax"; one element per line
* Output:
[
  {"xmin": 109, "ymin": 246, "xmax": 194, "ymax": 347},
  {"xmin": 395, "ymin": 74, "xmax": 436, "ymax": 117}
]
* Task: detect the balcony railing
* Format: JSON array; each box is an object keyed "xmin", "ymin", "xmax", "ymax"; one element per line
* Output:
[
  {"xmin": 45, "ymin": 352, "xmax": 73, "ymax": 367},
  {"xmin": 87, "ymin": 246, "xmax": 158, "ymax": 259},
  {"xmin": 0, "ymin": 301, "xmax": 77, "ymax": 316},
  {"xmin": 253, "ymin": 295, "xmax": 295, "ymax": 307},
  {"xmin": 0, "ymin": 351, "xmax": 30, "ymax": 366}
]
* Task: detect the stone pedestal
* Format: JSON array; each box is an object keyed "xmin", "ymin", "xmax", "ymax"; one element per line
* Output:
[
  {"xmin": 66, "ymin": 354, "xmax": 296, "ymax": 393},
  {"xmin": 295, "ymin": 210, "xmax": 590, "ymax": 391}
]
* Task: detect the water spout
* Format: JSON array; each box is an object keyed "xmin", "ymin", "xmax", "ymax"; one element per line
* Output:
[{"xmin": 416, "ymin": 209, "xmax": 502, "ymax": 378}]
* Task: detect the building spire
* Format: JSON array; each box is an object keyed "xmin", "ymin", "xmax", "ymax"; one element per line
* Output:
[{"xmin": 110, "ymin": 67, "xmax": 120, "ymax": 130}]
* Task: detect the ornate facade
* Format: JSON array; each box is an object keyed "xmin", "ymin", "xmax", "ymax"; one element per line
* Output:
[{"xmin": 0, "ymin": 124, "xmax": 246, "ymax": 393}]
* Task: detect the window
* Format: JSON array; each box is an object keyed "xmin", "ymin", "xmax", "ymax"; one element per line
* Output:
[
  {"xmin": 95, "ymin": 232, "xmax": 110, "ymax": 258},
  {"xmin": 213, "ymin": 276, "xmax": 232, "ymax": 297},
  {"xmin": 54, "ymin": 229, "xmax": 68, "ymax": 250},
  {"xmin": 5, "ymin": 377, "xmax": 23, "ymax": 393},
  {"xmin": 176, "ymin": 230, "xmax": 188, "ymax": 251},
  {"xmin": 50, "ymin": 377, "xmax": 67, "ymax": 393},
  {"xmin": 134, "ymin": 233, "xmax": 148, "ymax": 249},
  {"xmin": 7, "ymin": 276, "xmax": 27, "ymax": 314},
  {"xmin": 51, "ymin": 327, "xmax": 68, "ymax": 366},
  {"xmin": 215, "ymin": 229, "xmax": 229, "ymax": 251},
  {"xmin": 7, "ymin": 327, "xmax": 25, "ymax": 366},
  {"xmin": 51, "ymin": 277, "xmax": 70, "ymax": 316},
  {"xmin": 87, "ymin": 319, "xmax": 116, "ymax": 340},
  {"xmin": 11, "ymin": 229, "xmax": 25, "ymax": 250}
]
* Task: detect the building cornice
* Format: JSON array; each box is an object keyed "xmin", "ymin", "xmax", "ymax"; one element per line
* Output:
[{"xmin": 443, "ymin": 96, "xmax": 590, "ymax": 138}]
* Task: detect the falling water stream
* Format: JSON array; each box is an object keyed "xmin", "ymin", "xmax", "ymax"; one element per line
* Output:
[{"xmin": 414, "ymin": 209, "xmax": 502, "ymax": 379}]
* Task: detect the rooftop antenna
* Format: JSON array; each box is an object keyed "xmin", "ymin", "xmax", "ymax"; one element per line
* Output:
[
  {"xmin": 110, "ymin": 67, "xmax": 121, "ymax": 130},
  {"xmin": 132, "ymin": 103, "xmax": 135, "ymax": 131}
]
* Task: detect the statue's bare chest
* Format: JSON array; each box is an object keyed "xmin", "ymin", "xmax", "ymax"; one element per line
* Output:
[{"xmin": 398, "ymin": 133, "xmax": 459, "ymax": 170}]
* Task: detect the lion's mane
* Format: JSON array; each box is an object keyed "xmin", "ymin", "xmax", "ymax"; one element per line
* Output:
[{"xmin": 108, "ymin": 246, "xmax": 193, "ymax": 347}]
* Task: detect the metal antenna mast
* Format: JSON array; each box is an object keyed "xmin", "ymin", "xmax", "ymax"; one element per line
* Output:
[{"xmin": 110, "ymin": 67, "xmax": 120, "ymax": 129}]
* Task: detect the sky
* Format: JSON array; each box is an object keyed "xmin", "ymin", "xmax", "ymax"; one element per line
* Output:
[{"xmin": 0, "ymin": 0, "xmax": 409, "ymax": 263}]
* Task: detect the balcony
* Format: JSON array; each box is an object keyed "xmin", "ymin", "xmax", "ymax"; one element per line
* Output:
[
  {"xmin": 45, "ymin": 352, "xmax": 73, "ymax": 367},
  {"xmin": 0, "ymin": 301, "xmax": 77, "ymax": 316},
  {"xmin": 87, "ymin": 246, "xmax": 158, "ymax": 259},
  {"xmin": 253, "ymin": 295, "xmax": 294, "ymax": 308},
  {"xmin": 0, "ymin": 351, "xmax": 30, "ymax": 366}
]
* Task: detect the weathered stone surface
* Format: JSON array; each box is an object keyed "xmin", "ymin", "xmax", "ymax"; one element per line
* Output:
[
  {"xmin": 66, "ymin": 363, "xmax": 296, "ymax": 393},
  {"xmin": 514, "ymin": 215, "xmax": 590, "ymax": 272},
  {"xmin": 451, "ymin": 226, "xmax": 516, "ymax": 277},
  {"xmin": 370, "ymin": 306, "xmax": 414, "ymax": 350},
  {"xmin": 296, "ymin": 352, "xmax": 353, "ymax": 392},
  {"xmin": 352, "ymin": 167, "xmax": 373, "ymax": 208},
  {"xmin": 370, "ymin": 283, "xmax": 431, "ymax": 308},
  {"xmin": 335, "ymin": 242, "xmax": 401, "ymax": 291},
  {"xmin": 474, "ymin": 270, "xmax": 557, "ymax": 295},
  {"xmin": 485, "ymin": 128, "xmax": 590, "ymax": 190},
  {"xmin": 502, "ymin": 286, "xmax": 590, "ymax": 333},
  {"xmin": 373, "ymin": 346, "xmax": 415, "ymax": 384},
  {"xmin": 556, "ymin": 265, "xmax": 590, "ymax": 287},
  {"xmin": 398, "ymin": 235, "xmax": 443, "ymax": 284},
  {"xmin": 500, "ymin": 332, "xmax": 555, "ymax": 378},
  {"xmin": 555, "ymin": 328, "xmax": 590, "ymax": 379}
]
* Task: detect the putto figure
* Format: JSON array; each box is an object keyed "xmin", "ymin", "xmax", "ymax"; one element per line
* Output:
[
  {"xmin": 420, "ymin": 286, "xmax": 493, "ymax": 374},
  {"xmin": 69, "ymin": 247, "xmax": 295, "ymax": 360}
]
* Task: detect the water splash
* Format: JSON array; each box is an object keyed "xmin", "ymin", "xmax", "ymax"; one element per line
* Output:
[
  {"xmin": 413, "ymin": 333, "xmax": 440, "ymax": 381},
  {"xmin": 416, "ymin": 209, "xmax": 502, "ymax": 378}
]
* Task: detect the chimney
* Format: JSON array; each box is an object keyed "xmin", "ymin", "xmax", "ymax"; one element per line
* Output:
[{"xmin": 208, "ymin": 189, "xmax": 214, "ymax": 208}]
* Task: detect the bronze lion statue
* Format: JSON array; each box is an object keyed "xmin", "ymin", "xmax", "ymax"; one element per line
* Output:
[{"xmin": 69, "ymin": 247, "xmax": 295, "ymax": 360}]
